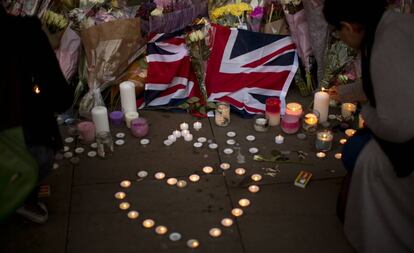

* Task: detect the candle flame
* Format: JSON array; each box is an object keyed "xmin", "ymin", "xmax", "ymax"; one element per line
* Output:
[{"xmin": 33, "ymin": 85, "xmax": 41, "ymax": 94}]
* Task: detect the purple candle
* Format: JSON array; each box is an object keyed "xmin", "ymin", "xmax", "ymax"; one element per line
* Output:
[
  {"xmin": 77, "ymin": 121, "xmax": 95, "ymax": 143},
  {"xmin": 131, "ymin": 118, "xmax": 149, "ymax": 138},
  {"xmin": 109, "ymin": 111, "xmax": 123, "ymax": 126}
]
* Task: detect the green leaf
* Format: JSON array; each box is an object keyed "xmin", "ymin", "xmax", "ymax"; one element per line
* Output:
[
  {"xmin": 187, "ymin": 97, "xmax": 200, "ymax": 104},
  {"xmin": 207, "ymin": 102, "xmax": 217, "ymax": 109},
  {"xmin": 178, "ymin": 103, "xmax": 190, "ymax": 110},
  {"xmin": 199, "ymin": 107, "xmax": 207, "ymax": 115}
]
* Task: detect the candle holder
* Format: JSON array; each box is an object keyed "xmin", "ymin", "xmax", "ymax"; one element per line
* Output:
[
  {"xmin": 109, "ymin": 111, "xmax": 123, "ymax": 127},
  {"xmin": 253, "ymin": 115, "xmax": 269, "ymax": 132},
  {"xmin": 285, "ymin": 102, "xmax": 303, "ymax": 117},
  {"xmin": 215, "ymin": 102, "xmax": 230, "ymax": 127},
  {"xmin": 77, "ymin": 121, "xmax": 95, "ymax": 143},
  {"xmin": 130, "ymin": 118, "xmax": 149, "ymax": 138},
  {"xmin": 315, "ymin": 130, "xmax": 333, "ymax": 152},
  {"xmin": 96, "ymin": 131, "xmax": 114, "ymax": 158},
  {"xmin": 341, "ymin": 103, "xmax": 356, "ymax": 120},
  {"xmin": 302, "ymin": 109, "xmax": 320, "ymax": 133},
  {"xmin": 125, "ymin": 111, "xmax": 139, "ymax": 128},
  {"xmin": 265, "ymin": 98, "xmax": 281, "ymax": 126},
  {"xmin": 281, "ymin": 114, "xmax": 300, "ymax": 134}
]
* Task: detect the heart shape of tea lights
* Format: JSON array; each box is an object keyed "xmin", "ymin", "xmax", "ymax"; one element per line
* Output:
[{"xmin": 114, "ymin": 163, "xmax": 263, "ymax": 249}]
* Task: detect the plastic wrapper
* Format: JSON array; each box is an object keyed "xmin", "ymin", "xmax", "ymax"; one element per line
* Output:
[{"xmin": 55, "ymin": 24, "xmax": 82, "ymax": 81}]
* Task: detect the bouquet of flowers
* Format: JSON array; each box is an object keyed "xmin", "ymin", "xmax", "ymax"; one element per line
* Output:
[
  {"xmin": 262, "ymin": 0, "xmax": 289, "ymax": 35},
  {"xmin": 210, "ymin": 2, "xmax": 252, "ymax": 28},
  {"xmin": 248, "ymin": 4, "xmax": 264, "ymax": 32}
]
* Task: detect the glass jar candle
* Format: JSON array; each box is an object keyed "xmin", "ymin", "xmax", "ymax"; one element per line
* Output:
[
  {"xmin": 281, "ymin": 114, "xmax": 300, "ymax": 134},
  {"xmin": 315, "ymin": 130, "xmax": 333, "ymax": 152},
  {"xmin": 265, "ymin": 98, "xmax": 281, "ymax": 126},
  {"xmin": 109, "ymin": 111, "xmax": 123, "ymax": 126},
  {"xmin": 77, "ymin": 121, "xmax": 95, "ymax": 143},
  {"xmin": 253, "ymin": 115, "xmax": 269, "ymax": 132},
  {"xmin": 341, "ymin": 103, "xmax": 356, "ymax": 119},
  {"xmin": 215, "ymin": 102, "xmax": 230, "ymax": 127},
  {"xmin": 285, "ymin": 102, "xmax": 303, "ymax": 117},
  {"xmin": 130, "ymin": 118, "xmax": 149, "ymax": 138},
  {"xmin": 302, "ymin": 109, "xmax": 320, "ymax": 132}
]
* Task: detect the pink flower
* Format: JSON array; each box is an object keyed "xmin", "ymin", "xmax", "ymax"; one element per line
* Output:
[{"xmin": 251, "ymin": 6, "xmax": 264, "ymax": 19}]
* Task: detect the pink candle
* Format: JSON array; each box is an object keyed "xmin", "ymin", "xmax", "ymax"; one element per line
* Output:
[
  {"xmin": 131, "ymin": 118, "xmax": 149, "ymax": 138},
  {"xmin": 77, "ymin": 121, "xmax": 95, "ymax": 143},
  {"xmin": 281, "ymin": 114, "xmax": 300, "ymax": 134}
]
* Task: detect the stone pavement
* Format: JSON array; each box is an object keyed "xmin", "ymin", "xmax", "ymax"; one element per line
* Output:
[{"xmin": 0, "ymin": 90, "xmax": 355, "ymax": 253}]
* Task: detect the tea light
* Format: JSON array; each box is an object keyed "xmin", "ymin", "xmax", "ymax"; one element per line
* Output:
[
  {"xmin": 173, "ymin": 130, "xmax": 181, "ymax": 138},
  {"xmin": 248, "ymin": 147, "xmax": 259, "ymax": 154},
  {"xmin": 114, "ymin": 192, "xmax": 126, "ymax": 200},
  {"xmin": 155, "ymin": 225, "xmax": 168, "ymax": 235},
  {"xmin": 339, "ymin": 138, "xmax": 347, "ymax": 144},
  {"xmin": 120, "ymin": 180, "xmax": 131, "ymax": 188},
  {"xmin": 119, "ymin": 202, "xmax": 130, "ymax": 210},
  {"xmin": 248, "ymin": 185, "xmax": 260, "ymax": 193},
  {"xmin": 137, "ymin": 171, "xmax": 148, "ymax": 178},
  {"xmin": 226, "ymin": 139, "xmax": 236, "ymax": 145},
  {"xmin": 254, "ymin": 117, "xmax": 269, "ymax": 132},
  {"xmin": 189, "ymin": 174, "xmax": 200, "ymax": 182},
  {"xmin": 65, "ymin": 137, "xmax": 74, "ymax": 143},
  {"xmin": 154, "ymin": 172, "xmax": 166, "ymax": 180},
  {"xmin": 187, "ymin": 239, "xmax": 200, "ymax": 249},
  {"xmin": 220, "ymin": 163, "xmax": 231, "ymax": 170},
  {"xmin": 115, "ymin": 139, "xmax": 125, "ymax": 146},
  {"xmin": 203, "ymin": 166, "xmax": 214, "ymax": 174},
  {"xmin": 221, "ymin": 218, "xmax": 234, "ymax": 227},
  {"xmin": 127, "ymin": 211, "xmax": 139, "ymax": 219},
  {"xmin": 167, "ymin": 178, "xmax": 178, "ymax": 185},
  {"xmin": 345, "ymin": 129, "xmax": 356, "ymax": 137},
  {"xmin": 235, "ymin": 168, "xmax": 246, "ymax": 175},
  {"xmin": 231, "ymin": 208, "xmax": 243, "ymax": 217},
  {"xmin": 140, "ymin": 139, "xmax": 150, "ymax": 146},
  {"xmin": 184, "ymin": 134, "xmax": 193, "ymax": 142},
  {"xmin": 341, "ymin": 103, "xmax": 356, "ymax": 119},
  {"xmin": 303, "ymin": 113, "xmax": 319, "ymax": 132},
  {"xmin": 176, "ymin": 180, "xmax": 187, "ymax": 188},
  {"xmin": 193, "ymin": 121, "xmax": 202, "ymax": 131},
  {"xmin": 315, "ymin": 130, "xmax": 334, "ymax": 152},
  {"xmin": 209, "ymin": 228, "xmax": 222, "ymax": 237},
  {"xmin": 208, "ymin": 143, "xmax": 218, "ymax": 149},
  {"xmin": 316, "ymin": 152, "xmax": 326, "ymax": 158},
  {"xmin": 251, "ymin": 174, "xmax": 262, "ymax": 182},
  {"xmin": 335, "ymin": 153, "xmax": 342, "ymax": 159},
  {"xmin": 238, "ymin": 198, "xmax": 251, "ymax": 207},
  {"xmin": 180, "ymin": 122, "xmax": 189, "ymax": 130},
  {"xmin": 169, "ymin": 232, "xmax": 182, "ymax": 242},
  {"xmin": 90, "ymin": 143, "xmax": 98, "ymax": 149},
  {"xmin": 223, "ymin": 148, "xmax": 234, "ymax": 155},
  {"xmin": 197, "ymin": 137, "xmax": 207, "ymax": 143},
  {"xmin": 163, "ymin": 140, "xmax": 173, "ymax": 146},
  {"xmin": 64, "ymin": 152, "xmax": 73, "ymax": 158},
  {"xmin": 125, "ymin": 111, "xmax": 139, "ymax": 128},
  {"xmin": 275, "ymin": 134, "xmax": 284, "ymax": 144},
  {"xmin": 181, "ymin": 129, "xmax": 190, "ymax": 136},
  {"xmin": 168, "ymin": 134, "xmax": 177, "ymax": 142},
  {"xmin": 87, "ymin": 151, "xmax": 97, "ymax": 157},
  {"xmin": 142, "ymin": 219, "xmax": 155, "ymax": 228},
  {"xmin": 285, "ymin": 102, "xmax": 303, "ymax": 117},
  {"xmin": 226, "ymin": 131, "xmax": 236, "ymax": 138},
  {"xmin": 246, "ymin": 135, "xmax": 256, "ymax": 141}
]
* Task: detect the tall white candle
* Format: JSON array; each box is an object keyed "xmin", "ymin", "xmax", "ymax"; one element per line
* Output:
[
  {"xmin": 313, "ymin": 90, "xmax": 329, "ymax": 123},
  {"xmin": 91, "ymin": 106, "xmax": 110, "ymax": 134},
  {"xmin": 125, "ymin": 111, "xmax": 139, "ymax": 128},
  {"xmin": 120, "ymin": 81, "xmax": 137, "ymax": 114}
]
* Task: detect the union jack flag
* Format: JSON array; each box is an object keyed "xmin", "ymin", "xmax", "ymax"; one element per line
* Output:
[
  {"xmin": 136, "ymin": 31, "xmax": 201, "ymax": 108},
  {"xmin": 205, "ymin": 25, "xmax": 298, "ymax": 116}
]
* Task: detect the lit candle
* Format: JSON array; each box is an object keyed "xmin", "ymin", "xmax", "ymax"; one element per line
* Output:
[
  {"xmin": 154, "ymin": 172, "xmax": 166, "ymax": 180},
  {"xmin": 119, "ymin": 202, "xmax": 130, "ymax": 210},
  {"xmin": 220, "ymin": 163, "xmax": 231, "ymax": 170},
  {"xmin": 221, "ymin": 218, "xmax": 234, "ymax": 227},
  {"xmin": 120, "ymin": 180, "xmax": 131, "ymax": 188},
  {"xmin": 345, "ymin": 129, "xmax": 356, "ymax": 137},
  {"xmin": 313, "ymin": 89, "xmax": 329, "ymax": 122},
  {"xmin": 119, "ymin": 81, "xmax": 137, "ymax": 114},
  {"xmin": 125, "ymin": 111, "xmax": 139, "ymax": 128},
  {"xmin": 127, "ymin": 211, "xmax": 139, "ymax": 219},
  {"xmin": 341, "ymin": 103, "xmax": 356, "ymax": 119},
  {"xmin": 209, "ymin": 228, "xmax": 222, "ymax": 237},
  {"xmin": 231, "ymin": 208, "xmax": 243, "ymax": 217},
  {"xmin": 114, "ymin": 192, "xmax": 126, "ymax": 200},
  {"xmin": 235, "ymin": 168, "xmax": 246, "ymax": 175},
  {"xmin": 142, "ymin": 219, "xmax": 155, "ymax": 228},
  {"xmin": 358, "ymin": 113, "xmax": 365, "ymax": 129},
  {"xmin": 339, "ymin": 138, "xmax": 347, "ymax": 144},
  {"xmin": 187, "ymin": 239, "xmax": 200, "ymax": 249},
  {"xmin": 91, "ymin": 106, "xmax": 110, "ymax": 134},
  {"xmin": 193, "ymin": 121, "xmax": 202, "ymax": 131},
  {"xmin": 215, "ymin": 102, "xmax": 230, "ymax": 127},
  {"xmin": 168, "ymin": 134, "xmax": 177, "ymax": 142},
  {"xmin": 251, "ymin": 174, "xmax": 262, "ymax": 182},
  {"xmin": 173, "ymin": 130, "xmax": 181, "ymax": 138},
  {"xmin": 285, "ymin": 102, "xmax": 303, "ymax": 117},
  {"xmin": 335, "ymin": 153, "xmax": 342, "ymax": 159},
  {"xmin": 238, "ymin": 198, "xmax": 250, "ymax": 207},
  {"xmin": 184, "ymin": 134, "xmax": 193, "ymax": 142},
  {"xmin": 155, "ymin": 225, "xmax": 168, "ymax": 235},
  {"xmin": 180, "ymin": 122, "xmax": 189, "ymax": 130},
  {"xmin": 275, "ymin": 134, "xmax": 284, "ymax": 144},
  {"xmin": 202, "ymin": 166, "xmax": 214, "ymax": 174},
  {"xmin": 315, "ymin": 130, "xmax": 333, "ymax": 152},
  {"xmin": 316, "ymin": 152, "xmax": 326, "ymax": 158},
  {"xmin": 303, "ymin": 113, "xmax": 319, "ymax": 132},
  {"xmin": 176, "ymin": 180, "xmax": 187, "ymax": 188},
  {"xmin": 248, "ymin": 185, "xmax": 260, "ymax": 193},
  {"xmin": 167, "ymin": 178, "xmax": 178, "ymax": 185},
  {"xmin": 181, "ymin": 129, "xmax": 190, "ymax": 136},
  {"xmin": 189, "ymin": 174, "xmax": 200, "ymax": 182}
]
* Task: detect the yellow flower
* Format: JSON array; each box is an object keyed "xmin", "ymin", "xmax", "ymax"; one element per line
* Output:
[{"xmin": 150, "ymin": 8, "xmax": 163, "ymax": 17}]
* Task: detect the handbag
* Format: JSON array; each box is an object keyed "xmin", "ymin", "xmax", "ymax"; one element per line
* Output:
[{"xmin": 0, "ymin": 127, "xmax": 38, "ymax": 221}]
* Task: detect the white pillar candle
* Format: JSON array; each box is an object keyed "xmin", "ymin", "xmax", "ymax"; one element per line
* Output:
[
  {"xmin": 341, "ymin": 103, "xmax": 356, "ymax": 118},
  {"xmin": 119, "ymin": 81, "xmax": 137, "ymax": 114},
  {"xmin": 125, "ymin": 111, "xmax": 139, "ymax": 128},
  {"xmin": 313, "ymin": 90, "xmax": 330, "ymax": 123},
  {"xmin": 91, "ymin": 106, "xmax": 110, "ymax": 134}
]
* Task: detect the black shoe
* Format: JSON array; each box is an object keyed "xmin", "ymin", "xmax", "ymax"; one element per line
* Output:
[{"xmin": 16, "ymin": 202, "xmax": 48, "ymax": 224}]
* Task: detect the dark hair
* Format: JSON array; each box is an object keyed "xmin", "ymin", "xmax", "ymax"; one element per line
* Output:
[{"xmin": 323, "ymin": 0, "xmax": 387, "ymax": 107}]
